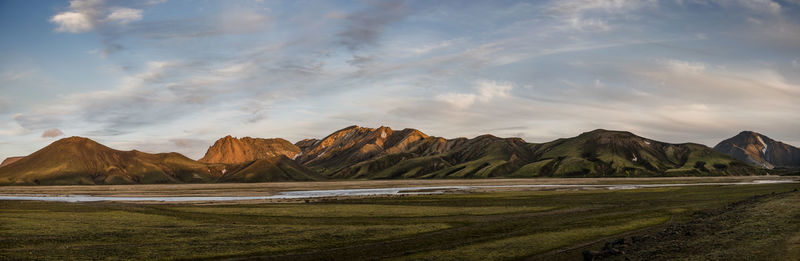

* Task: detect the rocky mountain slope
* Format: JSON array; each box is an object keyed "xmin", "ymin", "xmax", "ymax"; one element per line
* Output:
[
  {"xmin": 199, "ymin": 136, "xmax": 300, "ymax": 164},
  {"xmin": 330, "ymin": 133, "xmax": 534, "ymax": 179},
  {"xmin": 299, "ymin": 126, "xmax": 757, "ymax": 178},
  {"xmin": 714, "ymin": 131, "xmax": 800, "ymax": 169},
  {"xmin": 295, "ymin": 126, "xmax": 454, "ymax": 175}
]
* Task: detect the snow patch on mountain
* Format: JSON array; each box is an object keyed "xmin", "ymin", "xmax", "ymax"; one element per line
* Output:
[{"xmin": 756, "ymin": 135, "xmax": 767, "ymax": 154}]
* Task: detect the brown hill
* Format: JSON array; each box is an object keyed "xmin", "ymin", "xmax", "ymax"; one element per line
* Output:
[
  {"xmin": 0, "ymin": 156, "xmax": 24, "ymax": 168},
  {"xmin": 714, "ymin": 131, "xmax": 800, "ymax": 169},
  {"xmin": 199, "ymin": 136, "xmax": 300, "ymax": 164},
  {"xmin": 0, "ymin": 137, "xmax": 223, "ymax": 185}
]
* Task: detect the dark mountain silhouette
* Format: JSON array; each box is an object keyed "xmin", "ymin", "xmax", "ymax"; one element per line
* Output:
[{"xmin": 714, "ymin": 131, "xmax": 800, "ymax": 169}]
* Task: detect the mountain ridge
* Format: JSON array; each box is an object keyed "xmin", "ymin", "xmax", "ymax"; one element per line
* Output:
[{"xmin": 0, "ymin": 127, "xmax": 770, "ymax": 185}]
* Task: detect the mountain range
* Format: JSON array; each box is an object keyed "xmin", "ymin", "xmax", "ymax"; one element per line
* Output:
[{"xmin": 1, "ymin": 126, "xmax": 796, "ymax": 185}]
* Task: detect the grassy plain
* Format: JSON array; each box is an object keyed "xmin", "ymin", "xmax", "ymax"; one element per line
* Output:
[{"xmin": 0, "ymin": 179, "xmax": 798, "ymax": 260}]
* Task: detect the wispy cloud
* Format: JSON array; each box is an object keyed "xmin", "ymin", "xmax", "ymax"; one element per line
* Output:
[
  {"xmin": 41, "ymin": 128, "xmax": 64, "ymax": 138},
  {"xmin": 436, "ymin": 80, "xmax": 514, "ymax": 109},
  {"xmin": 105, "ymin": 7, "xmax": 142, "ymax": 25},
  {"xmin": 0, "ymin": 69, "xmax": 34, "ymax": 82},
  {"xmin": 3, "ymin": 0, "xmax": 800, "ymax": 159},
  {"xmin": 335, "ymin": 0, "xmax": 411, "ymax": 51}
]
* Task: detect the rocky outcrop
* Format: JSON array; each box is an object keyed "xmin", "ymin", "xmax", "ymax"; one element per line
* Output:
[
  {"xmin": 199, "ymin": 136, "xmax": 301, "ymax": 164},
  {"xmin": 0, "ymin": 156, "xmax": 24, "ymax": 168},
  {"xmin": 714, "ymin": 131, "xmax": 800, "ymax": 169},
  {"xmin": 295, "ymin": 126, "xmax": 429, "ymax": 171}
]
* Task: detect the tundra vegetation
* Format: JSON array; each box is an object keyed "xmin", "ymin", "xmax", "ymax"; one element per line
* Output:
[{"xmin": 1, "ymin": 182, "xmax": 798, "ymax": 260}]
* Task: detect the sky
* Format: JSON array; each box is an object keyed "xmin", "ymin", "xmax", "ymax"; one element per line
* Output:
[{"xmin": 0, "ymin": 0, "xmax": 799, "ymax": 160}]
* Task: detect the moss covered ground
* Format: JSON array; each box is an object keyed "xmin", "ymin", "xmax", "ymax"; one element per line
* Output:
[{"xmin": 1, "ymin": 183, "xmax": 797, "ymax": 260}]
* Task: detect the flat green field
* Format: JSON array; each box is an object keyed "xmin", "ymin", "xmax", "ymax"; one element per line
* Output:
[{"xmin": 1, "ymin": 183, "xmax": 798, "ymax": 260}]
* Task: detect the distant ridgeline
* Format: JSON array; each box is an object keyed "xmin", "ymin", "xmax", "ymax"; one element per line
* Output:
[{"xmin": 3, "ymin": 125, "xmax": 796, "ymax": 185}]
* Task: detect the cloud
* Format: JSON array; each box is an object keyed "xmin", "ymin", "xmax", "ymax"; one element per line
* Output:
[
  {"xmin": 41, "ymin": 128, "xmax": 64, "ymax": 138},
  {"xmin": 219, "ymin": 9, "xmax": 271, "ymax": 34},
  {"xmin": 100, "ymin": 8, "xmax": 271, "ymax": 45},
  {"xmin": 546, "ymin": 0, "xmax": 657, "ymax": 32},
  {"xmin": 171, "ymin": 138, "xmax": 199, "ymax": 148},
  {"xmin": 569, "ymin": 17, "xmax": 611, "ymax": 32},
  {"xmin": 549, "ymin": 0, "xmax": 652, "ymax": 15},
  {"xmin": 436, "ymin": 80, "xmax": 513, "ymax": 109},
  {"xmin": 0, "ymin": 98, "xmax": 9, "ymax": 114},
  {"xmin": 736, "ymin": 0, "xmax": 782, "ymax": 15},
  {"xmin": 663, "ymin": 59, "xmax": 706, "ymax": 74},
  {"xmin": 51, "ymin": 11, "xmax": 94, "ymax": 32},
  {"xmin": 49, "ymin": 0, "xmax": 151, "ymax": 54},
  {"xmin": 10, "ymin": 0, "xmax": 798, "ymax": 158},
  {"xmin": 106, "ymin": 7, "xmax": 142, "ymax": 25},
  {"xmin": 11, "ymin": 48, "xmax": 308, "ymax": 138},
  {"xmin": 50, "ymin": 0, "xmax": 143, "ymax": 33},
  {"xmin": 13, "ymin": 61, "xmax": 183, "ymax": 134},
  {"xmin": 407, "ymin": 40, "xmax": 455, "ymax": 55},
  {"xmin": 13, "ymin": 112, "xmax": 64, "ymax": 131},
  {"xmin": 641, "ymin": 59, "xmax": 800, "ymax": 100},
  {"xmin": 378, "ymin": 53, "xmax": 800, "ymax": 146},
  {"xmin": 0, "ymin": 69, "xmax": 34, "ymax": 82},
  {"xmin": 435, "ymin": 93, "xmax": 477, "ymax": 109},
  {"xmin": 346, "ymin": 55, "xmax": 375, "ymax": 67},
  {"xmin": 336, "ymin": 0, "xmax": 411, "ymax": 51}
]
